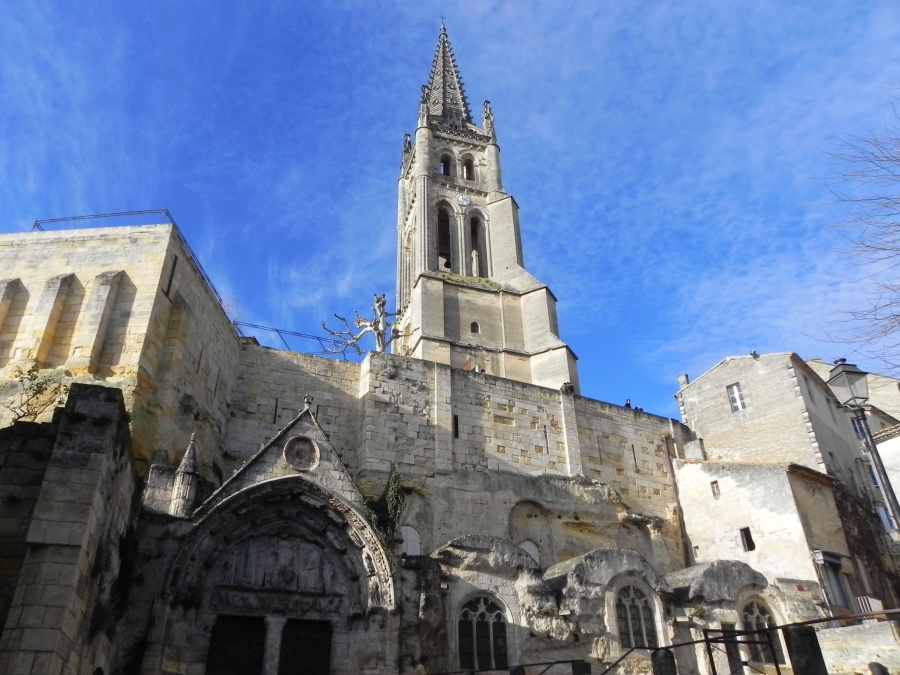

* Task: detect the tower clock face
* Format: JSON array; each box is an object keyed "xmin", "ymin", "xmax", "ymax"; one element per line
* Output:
[{"xmin": 455, "ymin": 192, "xmax": 471, "ymax": 206}]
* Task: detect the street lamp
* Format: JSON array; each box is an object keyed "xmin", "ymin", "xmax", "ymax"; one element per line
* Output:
[{"xmin": 827, "ymin": 359, "xmax": 900, "ymax": 537}]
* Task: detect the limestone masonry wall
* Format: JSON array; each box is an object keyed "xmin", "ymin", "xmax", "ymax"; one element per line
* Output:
[
  {"xmin": 0, "ymin": 225, "xmax": 242, "ymax": 474},
  {"xmin": 677, "ymin": 353, "xmax": 817, "ymax": 467},
  {"xmin": 226, "ymin": 346, "xmax": 362, "ymax": 471},
  {"xmin": 0, "ymin": 385, "xmax": 137, "ymax": 675}
]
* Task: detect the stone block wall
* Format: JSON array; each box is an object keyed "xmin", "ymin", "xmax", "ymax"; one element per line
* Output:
[
  {"xmin": 0, "ymin": 227, "xmax": 169, "ymax": 381},
  {"xmin": 674, "ymin": 461, "xmax": 821, "ymax": 586},
  {"xmin": 225, "ymin": 346, "xmax": 362, "ymax": 473},
  {"xmin": 817, "ymin": 620, "xmax": 900, "ymax": 672},
  {"xmin": 135, "ymin": 227, "xmax": 241, "ymax": 473},
  {"xmin": 676, "ymin": 353, "xmax": 817, "ymax": 467},
  {"xmin": 0, "ymin": 384, "xmax": 138, "ymax": 675},
  {"xmin": 0, "ymin": 421, "xmax": 56, "ymax": 636},
  {"xmin": 0, "ymin": 225, "xmax": 243, "ymax": 473}
]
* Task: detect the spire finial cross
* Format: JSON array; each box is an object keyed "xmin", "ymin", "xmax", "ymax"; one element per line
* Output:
[{"xmin": 440, "ymin": 15, "xmax": 446, "ymax": 27}]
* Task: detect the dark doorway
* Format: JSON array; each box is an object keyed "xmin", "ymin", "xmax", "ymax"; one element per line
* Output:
[
  {"xmin": 206, "ymin": 615, "xmax": 266, "ymax": 675},
  {"xmin": 279, "ymin": 619, "xmax": 332, "ymax": 675}
]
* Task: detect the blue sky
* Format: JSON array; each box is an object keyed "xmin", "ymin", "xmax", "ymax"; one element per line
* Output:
[{"xmin": 3, "ymin": 2, "xmax": 900, "ymax": 417}]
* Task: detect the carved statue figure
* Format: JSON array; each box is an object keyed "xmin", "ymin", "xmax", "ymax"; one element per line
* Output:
[
  {"xmin": 471, "ymin": 249, "xmax": 481, "ymax": 277},
  {"xmin": 483, "ymin": 100, "xmax": 495, "ymax": 138},
  {"xmin": 418, "ymin": 85, "xmax": 431, "ymax": 124}
]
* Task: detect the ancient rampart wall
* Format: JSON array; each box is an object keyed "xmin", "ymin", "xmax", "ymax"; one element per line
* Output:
[{"xmin": 0, "ymin": 225, "xmax": 241, "ymax": 473}]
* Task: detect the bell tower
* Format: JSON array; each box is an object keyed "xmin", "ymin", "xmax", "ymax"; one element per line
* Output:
[{"xmin": 394, "ymin": 26, "xmax": 579, "ymax": 392}]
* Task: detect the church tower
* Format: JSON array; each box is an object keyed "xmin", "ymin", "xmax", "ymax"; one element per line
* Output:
[{"xmin": 394, "ymin": 26, "xmax": 579, "ymax": 391}]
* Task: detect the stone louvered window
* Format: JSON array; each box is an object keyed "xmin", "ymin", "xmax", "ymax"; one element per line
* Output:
[
  {"xmin": 615, "ymin": 585, "xmax": 658, "ymax": 649},
  {"xmin": 458, "ymin": 596, "xmax": 508, "ymax": 670},
  {"xmin": 440, "ymin": 154, "xmax": 453, "ymax": 176},
  {"xmin": 742, "ymin": 601, "xmax": 785, "ymax": 664},
  {"xmin": 463, "ymin": 157, "xmax": 475, "ymax": 180}
]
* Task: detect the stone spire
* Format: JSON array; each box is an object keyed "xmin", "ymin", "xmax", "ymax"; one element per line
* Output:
[
  {"xmin": 424, "ymin": 25, "xmax": 471, "ymax": 127},
  {"xmin": 169, "ymin": 433, "xmax": 199, "ymax": 517}
]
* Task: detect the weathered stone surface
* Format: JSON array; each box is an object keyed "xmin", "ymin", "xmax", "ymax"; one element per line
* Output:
[{"xmin": 665, "ymin": 560, "xmax": 767, "ymax": 604}]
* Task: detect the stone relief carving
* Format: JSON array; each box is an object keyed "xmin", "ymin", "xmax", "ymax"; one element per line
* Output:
[
  {"xmin": 168, "ymin": 478, "xmax": 396, "ymax": 611},
  {"xmin": 218, "ymin": 537, "xmax": 341, "ymax": 594},
  {"xmin": 284, "ymin": 436, "xmax": 319, "ymax": 471}
]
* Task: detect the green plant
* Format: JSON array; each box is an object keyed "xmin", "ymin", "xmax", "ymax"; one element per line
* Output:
[{"xmin": 362, "ymin": 470, "xmax": 405, "ymax": 571}]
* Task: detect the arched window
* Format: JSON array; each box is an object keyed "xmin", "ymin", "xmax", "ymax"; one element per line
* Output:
[
  {"xmin": 463, "ymin": 158, "xmax": 475, "ymax": 181},
  {"xmin": 469, "ymin": 216, "xmax": 488, "ymax": 278},
  {"xmin": 439, "ymin": 154, "xmax": 453, "ymax": 176},
  {"xmin": 400, "ymin": 525, "xmax": 420, "ymax": 556},
  {"xmin": 742, "ymin": 601, "xmax": 785, "ymax": 665},
  {"xmin": 518, "ymin": 540, "xmax": 539, "ymax": 564},
  {"xmin": 470, "ymin": 321, "xmax": 480, "ymax": 334},
  {"xmin": 458, "ymin": 596, "xmax": 508, "ymax": 671},
  {"xmin": 437, "ymin": 208, "xmax": 453, "ymax": 270},
  {"xmin": 616, "ymin": 585, "xmax": 658, "ymax": 649}
]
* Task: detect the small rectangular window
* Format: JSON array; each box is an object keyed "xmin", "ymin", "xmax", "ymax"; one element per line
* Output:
[
  {"xmin": 727, "ymin": 383, "xmax": 746, "ymax": 412},
  {"xmin": 815, "ymin": 552, "xmax": 850, "ymax": 609},
  {"xmin": 453, "ymin": 414, "xmax": 459, "ymax": 438},
  {"xmin": 740, "ymin": 527, "xmax": 756, "ymax": 552},
  {"xmin": 710, "ymin": 481, "xmax": 720, "ymax": 498},
  {"xmin": 164, "ymin": 254, "xmax": 178, "ymax": 296}
]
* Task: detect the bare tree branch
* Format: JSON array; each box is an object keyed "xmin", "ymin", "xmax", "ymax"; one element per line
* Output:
[
  {"xmin": 322, "ymin": 294, "xmax": 404, "ymax": 357},
  {"xmin": 830, "ymin": 103, "xmax": 900, "ymax": 371}
]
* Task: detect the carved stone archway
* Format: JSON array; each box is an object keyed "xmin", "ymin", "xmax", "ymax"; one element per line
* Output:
[{"xmin": 143, "ymin": 476, "xmax": 396, "ymax": 674}]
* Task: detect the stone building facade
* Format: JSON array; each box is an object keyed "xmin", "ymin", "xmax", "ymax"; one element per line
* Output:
[{"xmin": 2, "ymin": 27, "xmax": 900, "ymax": 675}]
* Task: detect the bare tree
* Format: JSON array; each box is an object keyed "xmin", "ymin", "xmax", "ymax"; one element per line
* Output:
[
  {"xmin": 322, "ymin": 294, "xmax": 401, "ymax": 357},
  {"xmin": 831, "ymin": 110, "xmax": 900, "ymax": 370}
]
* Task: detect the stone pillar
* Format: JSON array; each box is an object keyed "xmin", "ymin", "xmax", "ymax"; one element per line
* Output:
[
  {"xmin": 21, "ymin": 273, "xmax": 73, "ymax": 370},
  {"xmin": 433, "ymin": 362, "xmax": 453, "ymax": 474},
  {"xmin": 484, "ymin": 142, "xmax": 503, "ymax": 195},
  {"xmin": 65, "ymin": 270, "xmax": 123, "ymax": 375},
  {"xmin": 413, "ymin": 124, "xmax": 433, "ymax": 275},
  {"xmin": 0, "ymin": 278, "xmax": 19, "ymax": 334},
  {"xmin": 651, "ymin": 648, "xmax": 677, "ymax": 675},
  {"xmin": 559, "ymin": 387, "xmax": 584, "ymax": 477},
  {"xmin": 783, "ymin": 625, "xmax": 828, "ymax": 675},
  {"xmin": 263, "ymin": 616, "xmax": 287, "ymax": 675}
]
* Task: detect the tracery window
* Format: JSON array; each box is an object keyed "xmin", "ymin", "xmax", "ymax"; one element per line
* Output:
[
  {"xmin": 458, "ymin": 596, "xmax": 508, "ymax": 670},
  {"xmin": 742, "ymin": 601, "xmax": 785, "ymax": 665},
  {"xmin": 615, "ymin": 585, "xmax": 658, "ymax": 649}
]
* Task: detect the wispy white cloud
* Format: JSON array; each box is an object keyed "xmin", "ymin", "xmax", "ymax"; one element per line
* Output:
[{"xmin": 3, "ymin": 1, "xmax": 900, "ymax": 417}]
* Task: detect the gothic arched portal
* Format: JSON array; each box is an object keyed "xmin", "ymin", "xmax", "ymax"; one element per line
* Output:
[{"xmin": 144, "ymin": 476, "xmax": 396, "ymax": 675}]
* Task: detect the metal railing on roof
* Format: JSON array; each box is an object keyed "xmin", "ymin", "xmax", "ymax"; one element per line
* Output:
[{"xmin": 31, "ymin": 209, "xmax": 230, "ymax": 326}]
